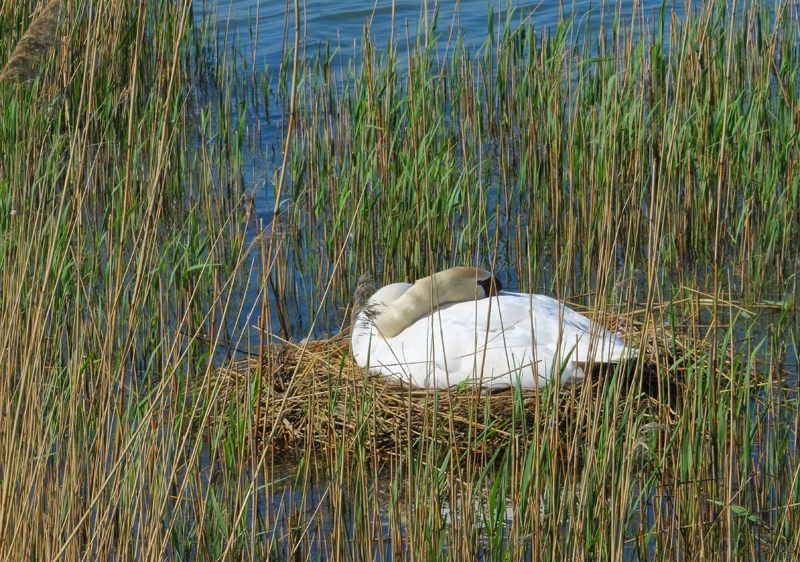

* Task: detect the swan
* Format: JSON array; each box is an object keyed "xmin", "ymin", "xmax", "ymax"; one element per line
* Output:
[{"xmin": 350, "ymin": 267, "xmax": 636, "ymax": 388}]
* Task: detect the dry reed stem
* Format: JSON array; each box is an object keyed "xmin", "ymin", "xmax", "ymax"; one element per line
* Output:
[{"xmin": 0, "ymin": 0, "xmax": 63, "ymax": 84}]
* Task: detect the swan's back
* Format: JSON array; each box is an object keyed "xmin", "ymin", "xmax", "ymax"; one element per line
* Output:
[{"xmin": 352, "ymin": 291, "xmax": 635, "ymax": 388}]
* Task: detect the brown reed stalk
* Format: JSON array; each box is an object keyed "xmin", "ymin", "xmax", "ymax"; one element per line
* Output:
[{"xmin": 0, "ymin": 0, "xmax": 63, "ymax": 84}]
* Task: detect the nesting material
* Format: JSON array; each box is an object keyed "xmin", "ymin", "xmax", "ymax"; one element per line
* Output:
[{"xmin": 202, "ymin": 306, "xmax": 710, "ymax": 454}]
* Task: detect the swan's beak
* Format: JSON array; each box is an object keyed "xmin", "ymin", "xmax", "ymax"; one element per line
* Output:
[{"xmin": 488, "ymin": 276, "xmax": 502, "ymax": 297}]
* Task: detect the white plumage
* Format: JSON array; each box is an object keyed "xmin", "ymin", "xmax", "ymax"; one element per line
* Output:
[{"xmin": 350, "ymin": 268, "xmax": 635, "ymax": 389}]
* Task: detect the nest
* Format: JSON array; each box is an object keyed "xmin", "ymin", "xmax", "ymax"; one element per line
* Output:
[{"xmin": 203, "ymin": 308, "xmax": 699, "ymax": 456}]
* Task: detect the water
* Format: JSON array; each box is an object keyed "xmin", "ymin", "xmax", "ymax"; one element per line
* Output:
[{"xmin": 212, "ymin": 0, "xmax": 637, "ymax": 61}]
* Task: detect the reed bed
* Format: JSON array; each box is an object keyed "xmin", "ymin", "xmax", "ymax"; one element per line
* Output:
[
  {"xmin": 271, "ymin": 0, "xmax": 800, "ymax": 333},
  {"xmin": 0, "ymin": 0, "xmax": 798, "ymax": 560}
]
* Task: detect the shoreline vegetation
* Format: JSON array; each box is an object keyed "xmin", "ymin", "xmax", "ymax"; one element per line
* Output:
[{"xmin": 0, "ymin": 0, "xmax": 798, "ymax": 560}]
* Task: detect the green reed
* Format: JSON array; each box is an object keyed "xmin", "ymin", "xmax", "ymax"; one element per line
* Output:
[{"xmin": 0, "ymin": 0, "xmax": 266, "ymax": 558}]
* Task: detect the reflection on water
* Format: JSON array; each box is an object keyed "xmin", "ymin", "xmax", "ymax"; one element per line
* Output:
[{"xmin": 247, "ymin": 430, "xmax": 794, "ymax": 561}]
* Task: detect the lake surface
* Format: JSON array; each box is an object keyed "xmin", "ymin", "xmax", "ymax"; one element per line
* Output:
[{"xmin": 211, "ymin": 0, "xmax": 685, "ymax": 63}]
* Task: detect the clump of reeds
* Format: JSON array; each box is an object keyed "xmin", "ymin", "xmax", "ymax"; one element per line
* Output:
[
  {"xmin": 0, "ymin": 1, "xmax": 63, "ymax": 84},
  {"xmin": 267, "ymin": 0, "xmax": 800, "ymax": 335}
]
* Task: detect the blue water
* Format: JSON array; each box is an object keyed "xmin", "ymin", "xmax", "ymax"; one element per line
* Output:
[{"xmin": 211, "ymin": 0, "xmax": 659, "ymax": 62}]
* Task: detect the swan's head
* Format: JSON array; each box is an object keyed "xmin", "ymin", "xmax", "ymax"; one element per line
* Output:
[
  {"xmin": 364, "ymin": 267, "xmax": 501, "ymax": 339},
  {"xmin": 432, "ymin": 267, "xmax": 502, "ymax": 304},
  {"xmin": 350, "ymin": 267, "xmax": 502, "ymax": 364}
]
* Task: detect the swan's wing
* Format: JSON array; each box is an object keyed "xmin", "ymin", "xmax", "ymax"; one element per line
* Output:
[
  {"xmin": 431, "ymin": 293, "xmax": 634, "ymax": 385},
  {"xmin": 353, "ymin": 292, "xmax": 634, "ymax": 389},
  {"xmin": 504, "ymin": 292, "xmax": 635, "ymax": 365},
  {"xmin": 387, "ymin": 298, "xmax": 545, "ymax": 387}
]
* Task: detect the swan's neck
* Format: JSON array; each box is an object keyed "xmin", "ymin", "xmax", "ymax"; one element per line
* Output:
[
  {"xmin": 372, "ymin": 282, "xmax": 432, "ymax": 338},
  {"xmin": 373, "ymin": 271, "xmax": 480, "ymax": 338}
]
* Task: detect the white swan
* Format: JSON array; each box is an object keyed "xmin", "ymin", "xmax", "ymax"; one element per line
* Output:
[{"xmin": 350, "ymin": 267, "xmax": 636, "ymax": 388}]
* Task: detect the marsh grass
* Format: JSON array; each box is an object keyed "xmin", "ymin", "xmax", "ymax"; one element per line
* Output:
[
  {"xmin": 0, "ymin": 0, "xmax": 798, "ymax": 560},
  {"xmin": 273, "ymin": 0, "xmax": 800, "ymax": 328}
]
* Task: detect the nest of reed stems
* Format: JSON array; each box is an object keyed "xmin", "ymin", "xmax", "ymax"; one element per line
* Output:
[{"xmin": 203, "ymin": 304, "xmax": 713, "ymax": 457}]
